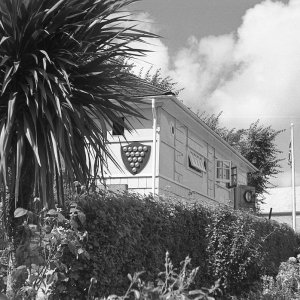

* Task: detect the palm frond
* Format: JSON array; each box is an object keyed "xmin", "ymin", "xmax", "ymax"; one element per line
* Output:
[{"xmin": 0, "ymin": 0, "xmax": 157, "ymax": 210}]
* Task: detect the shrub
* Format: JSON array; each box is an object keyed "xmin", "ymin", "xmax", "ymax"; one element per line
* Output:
[
  {"xmin": 206, "ymin": 207, "xmax": 262, "ymax": 294},
  {"xmin": 261, "ymin": 256, "xmax": 300, "ymax": 299},
  {"xmin": 52, "ymin": 190, "xmax": 299, "ymax": 298},
  {"xmin": 87, "ymin": 252, "xmax": 220, "ymax": 300},
  {"xmin": 206, "ymin": 206, "xmax": 300, "ymax": 295},
  {"xmin": 54, "ymin": 192, "xmax": 210, "ymax": 298},
  {"xmin": 253, "ymin": 218, "xmax": 300, "ymax": 276},
  {"xmin": 5, "ymin": 204, "xmax": 89, "ymax": 300}
]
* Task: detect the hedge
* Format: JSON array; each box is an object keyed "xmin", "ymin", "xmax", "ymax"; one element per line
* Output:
[{"xmin": 54, "ymin": 191, "xmax": 300, "ymax": 298}]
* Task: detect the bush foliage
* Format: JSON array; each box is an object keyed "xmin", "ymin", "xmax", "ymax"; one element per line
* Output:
[
  {"xmin": 206, "ymin": 208, "xmax": 300, "ymax": 295},
  {"xmin": 55, "ymin": 192, "xmax": 210, "ymax": 298},
  {"xmin": 52, "ymin": 191, "xmax": 299, "ymax": 298}
]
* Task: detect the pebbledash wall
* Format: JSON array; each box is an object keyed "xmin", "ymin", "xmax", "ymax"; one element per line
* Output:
[{"xmin": 103, "ymin": 94, "xmax": 257, "ymax": 207}]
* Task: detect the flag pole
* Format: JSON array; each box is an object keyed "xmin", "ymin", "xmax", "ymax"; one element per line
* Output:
[{"xmin": 291, "ymin": 123, "xmax": 296, "ymax": 231}]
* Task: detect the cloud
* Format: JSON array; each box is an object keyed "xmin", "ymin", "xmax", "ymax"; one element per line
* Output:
[
  {"xmin": 129, "ymin": 12, "xmax": 170, "ymax": 77},
  {"xmin": 168, "ymin": 34, "xmax": 237, "ymax": 108},
  {"xmin": 133, "ymin": 1, "xmax": 300, "ymax": 186},
  {"xmin": 168, "ymin": 0, "xmax": 300, "ymax": 128},
  {"xmin": 134, "ymin": 1, "xmax": 300, "ymax": 128}
]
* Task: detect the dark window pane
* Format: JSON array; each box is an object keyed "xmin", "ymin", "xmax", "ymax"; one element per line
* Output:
[{"xmin": 112, "ymin": 117, "xmax": 125, "ymax": 135}]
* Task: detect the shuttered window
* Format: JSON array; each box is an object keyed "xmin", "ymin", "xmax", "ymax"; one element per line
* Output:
[{"xmin": 188, "ymin": 149, "xmax": 207, "ymax": 173}]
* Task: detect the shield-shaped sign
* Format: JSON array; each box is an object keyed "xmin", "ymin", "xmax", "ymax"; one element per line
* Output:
[{"xmin": 121, "ymin": 142, "xmax": 151, "ymax": 175}]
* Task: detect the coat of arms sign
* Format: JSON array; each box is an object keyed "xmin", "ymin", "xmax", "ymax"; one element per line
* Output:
[{"xmin": 121, "ymin": 142, "xmax": 151, "ymax": 175}]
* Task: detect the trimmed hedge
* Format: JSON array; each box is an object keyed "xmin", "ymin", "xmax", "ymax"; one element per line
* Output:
[
  {"xmin": 206, "ymin": 207, "xmax": 300, "ymax": 294},
  {"xmin": 55, "ymin": 191, "xmax": 300, "ymax": 298}
]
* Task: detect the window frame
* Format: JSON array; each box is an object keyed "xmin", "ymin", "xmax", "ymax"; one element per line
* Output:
[
  {"xmin": 215, "ymin": 159, "xmax": 232, "ymax": 184},
  {"xmin": 230, "ymin": 166, "xmax": 238, "ymax": 188},
  {"xmin": 187, "ymin": 149, "xmax": 207, "ymax": 174}
]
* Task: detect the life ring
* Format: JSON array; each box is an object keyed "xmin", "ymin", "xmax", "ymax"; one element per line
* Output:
[{"xmin": 244, "ymin": 190, "xmax": 253, "ymax": 203}]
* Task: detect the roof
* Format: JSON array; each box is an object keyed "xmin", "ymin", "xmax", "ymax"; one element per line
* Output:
[
  {"xmin": 119, "ymin": 76, "xmax": 257, "ymax": 172},
  {"xmin": 114, "ymin": 75, "xmax": 171, "ymax": 97},
  {"xmin": 136, "ymin": 95, "xmax": 258, "ymax": 173},
  {"xmin": 170, "ymin": 97, "xmax": 258, "ymax": 172},
  {"xmin": 260, "ymin": 186, "xmax": 300, "ymax": 214}
]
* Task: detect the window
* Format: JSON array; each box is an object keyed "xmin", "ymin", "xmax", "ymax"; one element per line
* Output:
[
  {"xmin": 225, "ymin": 166, "xmax": 237, "ymax": 188},
  {"xmin": 230, "ymin": 166, "xmax": 238, "ymax": 188},
  {"xmin": 216, "ymin": 160, "xmax": 231, "ymax": 183},
  {"xmin": 112, "ymin": 117, "xmax": 125, "ymax": 136},
  {"xmin": 188, "ymin": 149, "xmax": 207, "ymax": 173}
]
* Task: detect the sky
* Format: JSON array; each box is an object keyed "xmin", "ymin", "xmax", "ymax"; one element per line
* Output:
[{"xmin": 128, "ymin": 0, "xmax": 300, "ymax": 188}]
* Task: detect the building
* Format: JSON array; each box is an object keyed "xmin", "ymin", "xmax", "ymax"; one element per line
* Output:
[
  {"xmin": 260, "ymin": 186, "xmax": 300, "ymax": 231},
  {"xmin": 104, "ymin": 83, "xmax": 257, "ymax": 208}
]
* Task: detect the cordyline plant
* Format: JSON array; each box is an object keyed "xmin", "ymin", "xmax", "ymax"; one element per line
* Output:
[{"xmin": 0, "ymin": 0, "xmax": 157, "ymax": 226}]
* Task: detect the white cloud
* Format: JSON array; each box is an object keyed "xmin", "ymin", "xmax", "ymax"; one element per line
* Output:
[
  {"xmin": 166, "ymin": 0, "xmax": 300, "ymax": 129},
  {"xmin": 168, "ymin": 34, "xmax": 236, "ymax": 109},
  {"xmin": 129, "ymin": 12, "xmax": 170, "ymax": 77},
  {"xmin": 134, "ymin": 1, "xmax": 300, "ymax": 129},
  {"xmin": 133, "ymin": 1, "xmax": 300, "ymax": 186}
]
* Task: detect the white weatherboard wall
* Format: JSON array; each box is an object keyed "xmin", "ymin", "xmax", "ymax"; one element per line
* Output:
[
  {"xmin": 104, "ymin": 96, "xmax": 257, "ymax": 207},
  {"xmin": 104, "ymin": 107, "xmax": 159, "ymax": 195},
  {"xmin": 158, "ymin": 104, "xmax": 228, "ymax": 206}
]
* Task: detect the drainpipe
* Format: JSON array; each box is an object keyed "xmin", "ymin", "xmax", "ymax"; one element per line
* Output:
[{"xmin": 152, "ymin": 98, "xmax": 157, "ymax": 196}]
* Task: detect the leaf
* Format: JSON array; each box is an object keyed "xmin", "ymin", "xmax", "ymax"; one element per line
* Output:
[
  {"xmin": 78, "ymin": 211, "xmax": 86, "ymax": 225},
  {"xmin": 57, "ymin": 212, "xmax": 67, "ymax": 223},
  {"xmin": 67, "ymin": 240, "xmax": 77, "ymax": 255},
  {"xmin": 189, "ymin": 290, "xmax": 206, "ymax": 296},
  {"xmin": 47, "ymin": 209, "xmax": 58, "ymax": 216},
  {"xmin": 50, "ymin": 130, "xmax": 60, "ymax": 171},
  {"xmin": 29, "ymin": 69, "xmax": 38, "ymax": 88},
  {"xmin": 133, "ymin": 289, "xmax": 140, "ymax": 299},
  {"xmin": 13, "ymin": 61, "xmax": 20, "ymax": 74},
  {"xmin": 14, "ymin": 207, "xmax": 28, "ymax": 218},
  {"xmin": 24, "ymin": 114, "xmax": 41, "ymax": 166},
  {"xmin": 127, "ymin": 273, "xmax": 132, "ymax": 281},
  {"xmin": 77, "ymin": 248, "xmax": 84, "ymax": 255},
  {"xmin": 0, "ymin": 36, "xmax": 9, "ymax": 46},
  {"xmin": 30, "ymin": 54, "xmax": 38, "ymax": 64},
  {"xmin": 42, "ymin": 57, "xmax": 47, "ymax": 71},
  {"xmin": 0, "ymin": 55, "xmax": 10, "ymax": 66},
  {"xmin": 70, "ymin": 207, "xmax": 80, "ymax": 214},
  {"xmin": 15, "ymin": 132, "xmax": 24, "ymax": 207},
  {"xmin": 44, "ymin": 0, "xmax": 65, "ymax": 17},
  {"xmin": 7, "ymin": 92, "xmax": 16, "ymax": 128},
  {"xmin": 28, "ymin": 224, "xmax": 37, "ymax": 231},
  {"xmin": 13, "ymin": 264, "xmax": 28, "ymax": 280},
  {"xmin": 70, "ymin": 219, "xmax": 79, "ymax": 231},
  {"xmin": 40, "ymin": 50, "xmax": 52, "ymax": 64},
  {"xmin": 1, "ymin": 66, "xmax": 13, "ymax": 95}
]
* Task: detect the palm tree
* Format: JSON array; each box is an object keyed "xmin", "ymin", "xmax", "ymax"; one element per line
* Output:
[{"xmin": 0, "ymin": 0, "xmax": 156, "ymax": 220}]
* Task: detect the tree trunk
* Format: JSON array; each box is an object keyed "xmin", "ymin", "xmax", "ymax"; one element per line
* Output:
[
  {"xmin": 5, "ymin": 241, "xmax": 15, "ymax": 300},
  {"xmin": 5, "ymin": 142, "xmax": 35, "ymax": 298},
  {"xmin": 5, "ymin": 191, "xmax": 16, "ymax": 300}
]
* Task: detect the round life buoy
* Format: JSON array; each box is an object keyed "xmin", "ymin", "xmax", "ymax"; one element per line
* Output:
[{"xmin": 244, "ymin": 190, "xmax": 253, "ymax": 203}]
